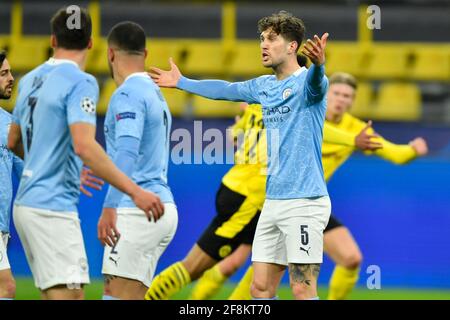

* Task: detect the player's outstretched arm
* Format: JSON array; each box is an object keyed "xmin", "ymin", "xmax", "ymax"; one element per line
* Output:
[
  {"xmin": 70, "ymin": 123, "xmax": 164, "ymax": 221},
  {"xmin": 302, "ymin": 33, "xmax": 329, "ymax": 103},
  {"xmin": 370, "ymin": 134, "xmax": 428, "ymax": 164},
  {"xmin": 324, "ymin": 121, "xmax": 382, "ymax": 150},
  {"xmin": 7, "ymin": 123, "xmax": 24, "ymax": 159},
  {"xmin": 302, "ymin": 33, "xmax": 328, "ymax": 66},
  {"xmin": 354, "ymin": 121, "xmax": 383, "ymax": 150},
  {"xmin": 149, "ymin": 58, "xmax": 259, "ymax": 103},
  {"xmin": 409, "ymin": 137, "xmax": 428, "ymax": 156},
  {"xmin": 149, "ymin": 57, "xmax": 182, "ymax": 88}
]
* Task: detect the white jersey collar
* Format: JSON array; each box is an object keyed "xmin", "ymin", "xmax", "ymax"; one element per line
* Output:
[
  {"xmin": 124, "ymin": 72, "xmax": 149, "ymax": 83},
  {"xmin": 293, "ymin": 66, "xmax": 307, "ymax": 77},
  {"xmin": 46, "ymin": 57, "xmax": 79, "ymax": 68}
]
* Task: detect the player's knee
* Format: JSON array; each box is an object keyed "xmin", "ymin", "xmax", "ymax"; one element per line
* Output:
[
  {"xmin": 342, "ymin": 251, "xmax": 363, "ymax": 270},
  {"xmin": 250, "ymin": 278, "xmax": 274, "ymax": 298},
  {"xmin": 0, "ymin": 278, "xmax": 16, "ymax": 298}
]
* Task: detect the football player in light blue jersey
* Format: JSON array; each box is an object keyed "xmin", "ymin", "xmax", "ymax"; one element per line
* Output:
[
  {"xmin": 97, "ymin": 22, "xmax": 178, "ymax": 300},
  {"xmin": 7, "ymin": 8, "xmax": 164, "ymax": 300},
  {"xmin": 0, "ymin": 52, "xmax": 23, "ymax": 300},
  {"xmin": 148, "ymin": 11, "xmax": 330, "ymax": 300}
]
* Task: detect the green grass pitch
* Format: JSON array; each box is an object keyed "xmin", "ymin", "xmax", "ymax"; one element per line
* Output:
[{"xmin": 12, "ymin": 278, "xmax": 450, "ymax": 300}]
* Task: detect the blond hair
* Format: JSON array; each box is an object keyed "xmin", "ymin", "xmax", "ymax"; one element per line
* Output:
[{"xmin": 329, "ymin": 72, "xmax": 357, "ymax": 90}]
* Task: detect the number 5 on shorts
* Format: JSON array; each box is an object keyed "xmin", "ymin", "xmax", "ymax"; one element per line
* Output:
[{"xmin": 300, "ymin": 225, "xmax": 309, "ymax": 246}]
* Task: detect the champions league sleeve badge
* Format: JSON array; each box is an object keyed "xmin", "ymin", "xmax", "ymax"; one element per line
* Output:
[{"xmin": 80, "ymin": 97, "xmax": 96, "ymax": 114}]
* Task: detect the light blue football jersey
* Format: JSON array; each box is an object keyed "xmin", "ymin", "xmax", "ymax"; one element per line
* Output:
[
  {"xmin": 0, "ymin": 107, "xmax": 23, "ymax": 232},
  {"xmin": 238, "ymin": 67, "xmax": 329, "ymax": 199},
  {"xmin": 178, "ymin": 65, "xmax": 329, "ymax": 199},
  {"xmin": 12, "ymin": 58, "xmax": 98, "ymax": 212},
  {"xmin": 104, "ymin": 73, "xmax": 174, "ymax": 207}
]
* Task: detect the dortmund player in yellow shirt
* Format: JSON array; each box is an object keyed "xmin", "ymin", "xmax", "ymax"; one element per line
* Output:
[{"xmin": 189, "ymin": 72, "xmax": 428, "ymax": 300}]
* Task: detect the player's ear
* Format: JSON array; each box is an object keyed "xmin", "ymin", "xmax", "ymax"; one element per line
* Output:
[
  {"xmin": 87, "ymin": 38, "xmax": 93, "ymax": 50},
  {"xmin": 288, "ymin": 41, "xmax": 298, "ymax": 55},
  {"xmin": 50, "ymin": 35, "xmax": 57, "ymax": 49},
  {"xmin": 144, "ymin": 48, "xmax": 148, "ymax": 59},
  {"xmin": 108, "ymin": 47, "xmax": 115, "ymax": 63}
]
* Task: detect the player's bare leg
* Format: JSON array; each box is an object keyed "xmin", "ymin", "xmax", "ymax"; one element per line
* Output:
[
  {"xmin": 189, "ymin": 244, "xmax": 251, "ymax": 300},
  {"xmin": 145, "ymin": 244, "xmax": 217, "ymax": 300},
  {"xmin": 0, "ymin": 269, "xmax": 15, "ymax": 299},
  {"xmin": 181, "ymin": 244, "xmax": 218, "ymax": 280},
  {"xmin": 104, "ymin": 275, "xmax": 147, "ymax": 300},
  {"xmin": 324, "ymin": 226, "xmax": 362, "ymax": 269},
  {"xmin": 42, "ymin": 285, "xmax": 84, "ymax": 300},
  {"xmin": 251, "ymin": 262, "xmax": 285, "ymax": 299},
  {"xmin": 218, "ymin": 244, "xmax": 251, "ymax": 277},
  {"xmin": 324, "ymin": 226, "xmax": 362, "ymax": 299},
  {"xmin": 288, "ymin": 263, "xmax": 321, "ymax": 300}
]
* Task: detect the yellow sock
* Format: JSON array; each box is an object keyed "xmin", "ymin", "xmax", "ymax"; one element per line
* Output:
[
  {"xmin": 327, "ymin": 265, "xmax": 360, "ymax": 300},
  {"xmin": 228, "ymin": 266, "xmax": 253, "ymax": 300},
  {"xmin": 145, "ymin": 262, "xmax": 191, "ymax": 300},
  {"xmin": 188, "ymin": 264, "xmax": 228, "ymax": 300}
]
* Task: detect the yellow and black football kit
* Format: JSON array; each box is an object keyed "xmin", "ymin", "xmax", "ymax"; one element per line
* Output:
[{"xmin": 197, "ymin": 104, "xmax": 266, "ymax": 260}]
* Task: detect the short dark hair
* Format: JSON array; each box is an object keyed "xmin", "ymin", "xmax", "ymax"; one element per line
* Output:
[
  {"xmin": 258, "ymin": 11, "xmax": 305, "ymax": 52},
  {"xmin": 107, "ymin": 21, "xmax": 146, "ymax": 55},
  {"xmin": 50, "ymin": 7, "xmax": 92, "ymax": 50},
  {"xmin": 329, "ymin": 72, "xmax": 358, "ymax": 90},
  {"xmin": 0, "ymin": 51, "xmax": 6, "ymax": 69}
]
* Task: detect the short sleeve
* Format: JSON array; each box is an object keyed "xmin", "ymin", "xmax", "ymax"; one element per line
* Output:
[
  {"xmin": 12, "ymin": 104, "xmax": 20, "ymax": 125},
  {"xmin": 67, "ymin": 76, "xmax": 99, "ymax": 126},
  {"xmin": 110, "ymin": 92, "xmax": 145, "ymax": 141}
]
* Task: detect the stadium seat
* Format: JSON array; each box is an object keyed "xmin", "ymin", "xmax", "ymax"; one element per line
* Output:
[
  {"xmin": 325, "ymin": 43, "xmax": 367, "ymax": 78},
  {"xmin": 161, "ymin": 88, "xmax": 189, "ymax": 117},
  {"xmin": 8, "ymin": 37, "xmax": 51, "ymax": 72},
  {"xmin": 371, "ymin": 82, "xmax": 422, "ymax": 121},
  {"xmin": 410, "ymin": 46, "xmax": 450, "ymax": 81},
  {"xmin": 183, "ymin": 40, "xmax": 231, "ymax": 76},
  {"xmin": 228, "ymin": 41, "xmax": 268, "ymax": 77},
  {"xmin": 146, "ymin": 39, "xmax": 185, "ymax": 71},
  {"xmin": 98, "ymin": 78, "xmax": 116, "ymax": 115},
  {"xmin": 350, "ymin": 82, "xmax": 375, "ymax": 119},
  {"xmin": 365, "ymin": 45, "xmax": 410, "ymax": 80},
  {"xmin": 192, "ymin": 95, "xmax": 242, "ymax": 118}
]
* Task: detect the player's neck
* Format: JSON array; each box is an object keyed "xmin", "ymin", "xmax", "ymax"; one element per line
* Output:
[
  {"xmin": 114, "ymin": 61, "xmax": 145, "ymax": 86},
  {"xmin": 326, "ymin": 113, "xmax": 343, "ymax": 124},
  {"xmin": 52, "ymin": 49, "xmax": 87, "ymax": 70},
  {"xmin": 273, "ymin": 58, "xmax": 301, "ymax": 81},
  {"xmin": 114, "ymin": 56, "xmax": 145, "ymax": 86}
]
